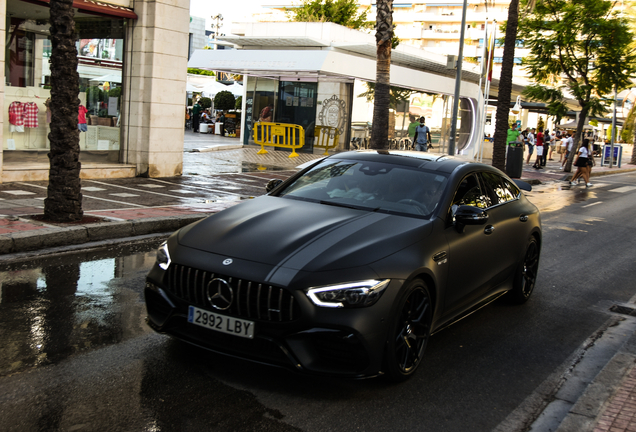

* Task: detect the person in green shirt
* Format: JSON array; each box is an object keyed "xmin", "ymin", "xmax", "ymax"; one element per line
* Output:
[
  {"xmin": 192, "ymin": 100, "xmax": 201, "ymax": 133},
  {"xmin": 506, "ymin": 123, "xmax": 520, "ymax": 146}
]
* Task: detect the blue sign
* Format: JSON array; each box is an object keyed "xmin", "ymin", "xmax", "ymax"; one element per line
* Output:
[{"xmin": 602, "ymin": 145, "xmax": 622, "ymax": 167}]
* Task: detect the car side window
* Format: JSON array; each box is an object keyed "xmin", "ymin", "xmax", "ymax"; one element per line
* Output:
[
  {"xmin": 452, "ymin": 174, "xmax": 491, "ymax": 209},
  {"xmin": 480, "ymin": 172, "xmax": 506, "ymax": 205},
  {"xmin": 501, "ymin": 178, "xmax": 520, "ymax": 201}
]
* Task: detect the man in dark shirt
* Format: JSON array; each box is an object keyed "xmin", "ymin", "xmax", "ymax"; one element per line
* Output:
[{"xmin": 192, "ymin": 100, "xmax": 201, "ymax": 133}]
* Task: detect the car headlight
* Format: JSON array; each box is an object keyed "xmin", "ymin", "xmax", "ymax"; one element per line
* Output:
[
  {"xmin": 156, "ymin": 241, "xmax": 171, "ymax": 270},
  {"xmin": 306, "ymin": 279, "xmax": 390, "ymax": 308}
]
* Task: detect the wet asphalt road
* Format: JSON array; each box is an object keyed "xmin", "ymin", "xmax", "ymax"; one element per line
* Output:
[{"xmin": 1, "ymin": 172, "xmax": 636, "ymax": 431}]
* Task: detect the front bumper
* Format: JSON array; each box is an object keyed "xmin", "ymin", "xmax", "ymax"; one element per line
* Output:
[{"xmin": 144, "ymin": 274, "xmax": 402, "ymax": 378}]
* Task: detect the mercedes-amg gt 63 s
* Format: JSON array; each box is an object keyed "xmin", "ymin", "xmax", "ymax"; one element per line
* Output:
[{"xmin": 145, "ymin": 151, "xmax": 542, "ymax": 381}]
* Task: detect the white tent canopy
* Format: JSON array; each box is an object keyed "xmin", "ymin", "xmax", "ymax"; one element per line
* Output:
[
  {"xmin": 187, "ymin": 74, "xmax": 240, "ymax": 97},
  {"xmin": 558, "ymin": 120, "xmax": 594, "ymax": 130}
]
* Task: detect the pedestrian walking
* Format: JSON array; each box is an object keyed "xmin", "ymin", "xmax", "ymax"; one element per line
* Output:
[
  {"xmin": 548, "ymin": 130, "xmax": 557, "ymax": 161},
  {"xmin": 560, "ymin": 133, "xmax": 574, "ymax": 170},
  {"xmin": 408, "ymin": 115, "xmax": 419, "ymax": 149},
  {"xmin": 570, "ymin": 140, "xmax": 593, "ymax": 187},
  {"xmin": 532, "ymin": 128, "xmax": 544, "ymax": 169},
  {"xmin": 558, "ymin": 132, "xmax": 567, "ymax": 163},
  {"xmin": 526, "ymin": 128, "xmax": 535, "ymax": 164},
  {"xmin": 414, "ymin": 117, "xmax": 431, "ymax": 152},
  {"xmin": 192, "ymin": 100, "xmax": 201, "ymax": 133},
  {"xmin": 542, "ymin": 129, "xmax": 551, "ymax": 164}
]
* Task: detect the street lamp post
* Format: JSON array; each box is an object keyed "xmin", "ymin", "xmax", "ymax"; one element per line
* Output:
[
  {"xmin": 212, "ymin": 14, "xmax": 223, "ymax": 50},
  {"xmin": 448, "ymin": 0, "xmax": 469, "ymax": 155}
]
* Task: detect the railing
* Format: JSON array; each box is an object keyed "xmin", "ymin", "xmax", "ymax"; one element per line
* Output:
[
  {"xmin": 313, "ymin": 126, "xmax": 340, "ymax": 156},
  {"xmin": 253, "ymin": 122, "xmax": 305, "ymax": 158}
]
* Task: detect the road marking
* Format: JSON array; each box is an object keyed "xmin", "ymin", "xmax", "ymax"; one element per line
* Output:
[
  {"xmin": 139, "ymin": 184, "xmax": 166, "ymax": 188},
  {"xmin": 582, "ymin": 202, "xmax": 602, "ymax": 208},
  {"xmin": 86, "ymin": 180, "xmax": 202, "ymax": 200},
  {"xmin": 110, "ymin": 193, "xmax": 140, "ymax": 198},
  {"xmin": 147, "ymin": 178, "xmax": 242, "ymax": 196},
  {"xmin": 169, "ymin": 190, "xmax": 196, "ymax": 194},
  {"xmin": 2, "ymin": 190, "xmax": 36, "ymax": 195},
  {"xmin": 608, "ymin": 186, "xmax": 636, "ymax": 193},
  {"xmin": 15, "ymin": 182, "xmax": 149, "ymax": 208},
  {"xmin": 82, "ymin": 187, "xmax": 107, "ymax": 192}
]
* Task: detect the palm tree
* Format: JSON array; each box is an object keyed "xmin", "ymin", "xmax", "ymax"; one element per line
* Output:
[
  {"xmin": 45, "ymin": 0, "xmax": 83, "ymax": 222},
  {"xmin": 491, "ymin": 0, "xmax": 520, "ymax": 171},
  {"xmin": 369, "ymin": 0, "xmax": 393, "ymax": 150}
]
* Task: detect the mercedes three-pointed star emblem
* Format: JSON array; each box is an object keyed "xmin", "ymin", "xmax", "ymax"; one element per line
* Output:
[{"xmin": 206, "ymin": 278, "xmax": 234, "ymax": 310}]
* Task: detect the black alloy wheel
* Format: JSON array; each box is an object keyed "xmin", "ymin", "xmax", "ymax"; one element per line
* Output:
[
  {"xmin": 508, "ymin": 236, "xmax": 540, "ymax": 304},
  {"xmin": 385, "ymin": 280, "xmax": 433, "ymax": 381}
]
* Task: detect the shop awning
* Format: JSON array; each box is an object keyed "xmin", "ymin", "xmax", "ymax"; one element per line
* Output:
[{"xmin": 25, "ymin": 0, "xmax": 138, "ymax": 19}]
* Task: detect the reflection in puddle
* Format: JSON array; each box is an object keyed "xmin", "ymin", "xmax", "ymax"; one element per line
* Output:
[
  {"xmin": 524, "ymin": 182, "xmax": 598, "ymax": 212},
  {"xmin": 202, "ymin": 196, "xmax": 254, "ymax": 204},
  {"xmin": 0, "ymin": 240, "xmax": 163, "ymax": 377}
]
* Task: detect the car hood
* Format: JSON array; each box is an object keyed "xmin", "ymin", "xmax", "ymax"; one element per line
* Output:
[{"xmin": 177, "ymin": 196, "xmax": 432, "ymax": 272}]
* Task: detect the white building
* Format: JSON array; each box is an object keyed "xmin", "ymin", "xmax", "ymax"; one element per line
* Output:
[
  {"xmin": 189, "ymin": 21, "xmax": 530, "ymax": 156},
  {"xmin": 1, "ymin": 0, "xmax": 191, "ymax": 183}
]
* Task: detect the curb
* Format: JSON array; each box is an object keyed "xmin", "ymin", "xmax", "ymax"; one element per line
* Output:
[
  {"xmin": 0, "ymin": 214, "xmax": 206, "ymax": 256},
  {"xmin": 192, "ymin": 144, "xmax": 243, "ymax": 152},
  {"xmin": 555, "ymin": 328, "xmax": 636, "ymax": 432}
]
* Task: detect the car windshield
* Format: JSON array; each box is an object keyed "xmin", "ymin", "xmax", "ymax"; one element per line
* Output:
[{"xmin": 275, "ymin": 159, "xmax": 449, "ymax": 218}]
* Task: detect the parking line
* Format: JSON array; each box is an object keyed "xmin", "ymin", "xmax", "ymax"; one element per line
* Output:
[
  {"xmin": 148, "ymin": 178, "xmax": 243, "ymax": 196},
  {"xmin": 582, "ymin": 202, "xmax": 602, "ymax": 208},
  {"xmin": 86, "ymin": 180, "xmax": 203, "ymax": 200},
  {"xmin": 16, "ymin": 182, "xmax": 149, "ymax": 208}
]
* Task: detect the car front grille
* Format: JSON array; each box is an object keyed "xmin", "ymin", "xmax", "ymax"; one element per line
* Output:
[{"xmin": 165, "ymin": 263, "xmax": 300, "ymax": 322}]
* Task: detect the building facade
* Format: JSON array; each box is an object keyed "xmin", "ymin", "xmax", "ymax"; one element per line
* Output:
[
  {"xmin": 1, "ymin": 0, "xmax": 190, "ymax": 183},
  {"xmin": 190, "ymin": 22, "xmax": 494, "ymax": 155}
]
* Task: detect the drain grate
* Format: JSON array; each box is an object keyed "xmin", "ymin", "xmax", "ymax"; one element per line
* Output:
[{"xmin": 609, "ymin": 305, "xmax": 636, "ymax": 317}]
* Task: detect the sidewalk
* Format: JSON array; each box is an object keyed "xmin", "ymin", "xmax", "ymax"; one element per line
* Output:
[{"xmin": 1, "ymin": 135, "xmax": 636, "ymax": 431}]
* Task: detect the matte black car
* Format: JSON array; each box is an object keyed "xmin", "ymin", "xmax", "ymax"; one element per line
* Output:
[{"xmin": 145, "ymin": 151, "xmax": 541, "ymax": 380}]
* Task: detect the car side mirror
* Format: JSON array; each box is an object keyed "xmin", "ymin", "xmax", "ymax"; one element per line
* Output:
[
  {"xmin": 453, "ymin": 205, "xmax": 488, "ymax": 233},
  {"xmin": 513, "ymin": 179, "xmax": 532, "ymax": 192},
  {"xmin": 266, "ymin": 179, "xmax": 283, "ymax": 193}
]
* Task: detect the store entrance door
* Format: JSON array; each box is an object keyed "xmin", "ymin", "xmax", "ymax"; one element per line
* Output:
[{"xmin": 277, "ymin": 81, "xmax": 318, "ymax": 152}]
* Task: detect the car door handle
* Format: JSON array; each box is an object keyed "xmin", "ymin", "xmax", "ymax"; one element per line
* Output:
[{"xmin": 484, "ymin": 225, "xmax": 495, "ymax": 235}]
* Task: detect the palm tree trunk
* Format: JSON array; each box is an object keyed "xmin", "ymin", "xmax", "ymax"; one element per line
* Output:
[
  {"xmin": 45, "ymin": 0, "xmax": 83, "ymax": 222},
  {"xmin": 370, "ymin": 0, "xmax": 393, "ymax": 150},
  {"xmin": 492, "ymin": 0, "xmax": 520, "ymax": 171},
  {"xmin": 563, "ymin": 105, "xmax": 590, "ymax": 172}
]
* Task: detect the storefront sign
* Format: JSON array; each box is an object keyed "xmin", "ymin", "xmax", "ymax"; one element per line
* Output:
[{"xmin": 25, "ymin": 0, "xmax": 138, "ymax": 19}]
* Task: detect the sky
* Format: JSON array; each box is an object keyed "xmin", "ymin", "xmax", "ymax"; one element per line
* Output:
[{"xmin": 189, "ymin": 0, "xmax": 273, "ymax": 36}]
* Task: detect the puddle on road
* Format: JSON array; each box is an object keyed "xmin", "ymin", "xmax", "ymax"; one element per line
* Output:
[
  {"xmin": 0, "ymin": 240, "xmax": 163, "ymax": 377},
  {"xmin": 202, "ymin": 196, "xmax": 254, "ymax": 204},
  {"xmin": 183, "ymin": 152, "xmax": 291, "ymax": 175},
  {"xmin": 524, "ymin": 182, "xmax": 598, "ymax": 212}
]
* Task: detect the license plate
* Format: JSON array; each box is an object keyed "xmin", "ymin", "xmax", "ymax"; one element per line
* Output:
[{"xmin": 188, "ymin": 306, "xmax": 255, "ymax": 339}]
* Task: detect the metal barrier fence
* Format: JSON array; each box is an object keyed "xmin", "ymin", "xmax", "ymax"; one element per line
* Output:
[
  {"xmin": 313, "ymin": 126, "xmax": 340, "ymax": 156},
  {"xmin": 253, "ymin": 122, "xmax": 305, "ymax": 158}
]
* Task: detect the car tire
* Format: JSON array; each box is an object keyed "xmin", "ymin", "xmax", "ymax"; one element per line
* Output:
[
  {"xmin": 508, "ymin": 236, "xmax": 540, "ymax": 304},
  {"xmin": 385, "ymin": 279, "xmax": 433, "ymax": 382}
]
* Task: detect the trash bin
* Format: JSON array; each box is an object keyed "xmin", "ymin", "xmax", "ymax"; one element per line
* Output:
[
  {"xmin": 506, "ymin": 143, "xmax": 524, "ymax": 178},
  {"xmin": 199, "ymin": 124, "xmax": 209, "ymax": 134}
]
